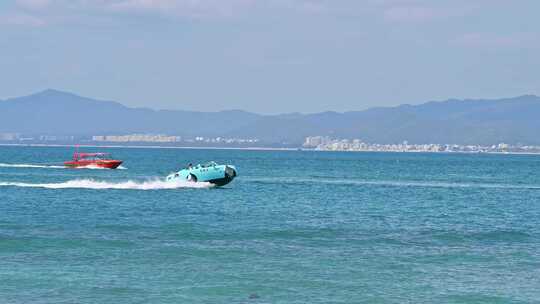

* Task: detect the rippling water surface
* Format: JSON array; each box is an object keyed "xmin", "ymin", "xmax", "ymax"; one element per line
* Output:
[{"xmin": 1, "ymin": 146, "xmax": 539, "ymax": 303}]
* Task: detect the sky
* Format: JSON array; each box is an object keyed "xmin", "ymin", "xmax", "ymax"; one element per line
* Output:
[{"xmin": 0, "ymin": 0, "xmax": 539, "ymax": 113}]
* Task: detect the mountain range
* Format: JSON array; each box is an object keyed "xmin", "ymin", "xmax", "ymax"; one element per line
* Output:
[{"xmin": 1, "ymin": 89, "xmax": 539, "ymax": 145}]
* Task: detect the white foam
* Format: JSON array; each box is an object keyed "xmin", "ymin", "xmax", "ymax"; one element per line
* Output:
[
  {"xmin": 74, "ymin": 164, "xmax": 108, "ymax": 170},
  {"xmin": 0, "ymin": 163, "xmax": 65, "ymax": 169},
  {"xmin": 0, "ymin": 178, "xmax": 213, "ymax": 190},
  {"xmin": 0, "ymin": 163, "xmax": 127, "ymax": 170}
]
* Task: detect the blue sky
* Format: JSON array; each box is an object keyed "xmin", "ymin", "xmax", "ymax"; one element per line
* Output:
[{"xmin": 0, "ymin": 0, "xmax": 539, "ymax": 113}]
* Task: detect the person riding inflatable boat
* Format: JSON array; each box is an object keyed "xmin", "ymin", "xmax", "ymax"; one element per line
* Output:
[{"xmin": 166, "ymin": 161, "xmax": 237, "ymax": 186}]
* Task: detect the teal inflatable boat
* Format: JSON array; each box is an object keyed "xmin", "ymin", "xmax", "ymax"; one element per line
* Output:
[{"xmin": 166, "ymin": 161, "xmax": 237, "ymax": 186}]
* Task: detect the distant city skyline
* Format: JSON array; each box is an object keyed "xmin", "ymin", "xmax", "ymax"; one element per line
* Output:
[
  {"xmin": 2, "ymin": 90, "xmax": 540, "ymax": 146},
  {"xmin": 1, "ymin": 1, "xmax": 539, "ymax": 113}
]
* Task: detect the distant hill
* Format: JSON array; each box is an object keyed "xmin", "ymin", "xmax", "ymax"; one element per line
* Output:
[
  {"xmin": 1, "ymin": 89, "xmax": 540, "ymax": 145},
  {"xmin": 0, "ymin": 89, "xmax": 261, "ymax": 137},
  {"xmin": 228, "ymin": 95, "xmax": 540, "ymax": 145}
]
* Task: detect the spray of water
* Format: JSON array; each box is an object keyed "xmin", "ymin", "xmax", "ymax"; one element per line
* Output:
[
  {"xmin": 0, "ymin": 178, "xmax": 213, "ymax": 190},
  {"xmin": 0, "ymin": 163, "xmax": 127, "ymax": 170},
  {"xmin": 0, "ymin": 163, "xmax": 65, "ymax": 169}
]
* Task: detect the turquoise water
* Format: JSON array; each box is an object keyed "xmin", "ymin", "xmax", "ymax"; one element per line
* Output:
[{"xmin": 1, "ymin": 146, "xmax": 540, "ymax": 303}]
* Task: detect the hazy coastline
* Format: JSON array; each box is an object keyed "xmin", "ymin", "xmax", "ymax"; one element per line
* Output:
[{"xmin": 1, "ymin": 143, "xmax": 539, "ymax": 155}]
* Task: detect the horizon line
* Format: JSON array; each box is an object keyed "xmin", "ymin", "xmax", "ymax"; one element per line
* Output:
[{"xmin": 1, "ymin": 89, "xmax": 539, "ymax": 116}]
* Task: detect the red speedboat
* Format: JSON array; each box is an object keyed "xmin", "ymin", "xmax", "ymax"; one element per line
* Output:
[{"xmin": 64, "ymin": 149, "xmax": 123, "ymax": 169}]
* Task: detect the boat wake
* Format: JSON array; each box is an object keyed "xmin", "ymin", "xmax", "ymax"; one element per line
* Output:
[
  {"xmin": 0, "ymin": 163, "xmax": 65, "ymax": 169},
  {"xmin": 0, "ymin": 178, "xmax": 213, "ymax": 190},
  {"xmin": 0, "ymin": 163, "xmax": 127, "ymax": 170},
  {"xmin": 250, "ymin": 177, "xmax": 540, "ymax": 190}
]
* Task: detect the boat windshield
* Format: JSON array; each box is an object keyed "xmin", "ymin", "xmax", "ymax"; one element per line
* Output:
[
  {"xmin": 202, "ymin": 161, "xmax": 218, "ymax": 168},
  {"xmin": 84, "ymin": 155, "xmax": 105, "ymax": 160},
  {"xmin": 76, "ymin": 153, "xmax": 110, "ymax": 161}
]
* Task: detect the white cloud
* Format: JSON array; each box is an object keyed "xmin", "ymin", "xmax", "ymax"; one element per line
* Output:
[
  {"xmin": 10, "ymin": 0, "xmax": 330, "ymax": 18},
  {"xmin": 383, "ymin": 6, "xmax": 439, "ymax": 23},
  {"xmin": 3, "ymin": 0, "xmax": 523, "ymax": 26},
  {"xmin": 452, "ymin": 33, "xmax": 539, "ymax": 49},
  {"xmin": 103, "ymin": 0, "xmax": 262, "ymax": 18},
  {"xmin": 16, "ymin": 0, "xmax": 51, "ymax": 10},
  {"xmin": 15, "ymin": 0, "xmax": 257, "ymax": 18},
  {"xmin": 107, "ymin": 0, "xmax": 181, "ymax": 11},
  {"xmin": 0, "ymin": 12, "xmax": 45, "ymax": 26}
]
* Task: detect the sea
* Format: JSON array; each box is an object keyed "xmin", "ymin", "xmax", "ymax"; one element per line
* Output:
[{"xmin": 1, "ymin": 145, "xmax": 539, "ymax": 304}]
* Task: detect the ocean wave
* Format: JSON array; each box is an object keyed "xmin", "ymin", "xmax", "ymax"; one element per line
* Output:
[
  {"xmin": 430, "ymin": 230, "xmax": 532, "ymax": 244},
  {"xmin": 250, "ymin": 177, "xmax": 540, "ymax": 190},
  {"xmin": 0, "ymin": 178, "xmax": 212, "ymax": 190}
]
